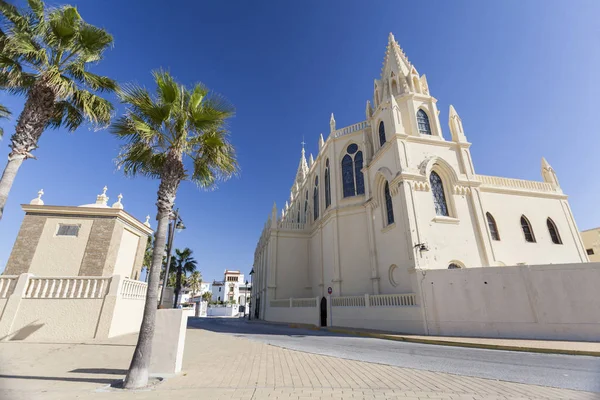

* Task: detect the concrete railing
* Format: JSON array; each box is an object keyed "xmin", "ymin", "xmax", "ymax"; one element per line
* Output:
[
  {"xmin": 370, "ymin": 293, "xmax": 416, "ymax": 306},
  {"xmin": 277, "ymin": 221, "xmax": 306, "ymax": 231},
  {"xmin": 475, "ymin": 174, "xmax": 556, "ymax": 193},
  {"xmin": 291, "ymin": 298, "xmax": 317, "ymax": 308},
  {"xmin": 24, "ymin": 276, "xmax": 111, "ymax": 299},
  {"xmin": 331, "ymin": 293, "xmax": 417, "ymax": 307},
  {"xmin": 120, "ymin": 278, "xmax": 147, "ymax": 300},
  {"xmin": 332, "ymin": 121, "xmax": 369, "ymax": 138},
  {"xmin": 270, "ymin": 299, "xmax": 290, "ymax": 308},
  {"xmin": 332, "ymin": 295, "xmax": 366, "ymax": 307},
  {"xmin": 0, "ymin": 276, "xmax": 17, "ymax": 298}
]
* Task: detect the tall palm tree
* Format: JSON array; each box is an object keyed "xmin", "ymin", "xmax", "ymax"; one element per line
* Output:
[
  {"xmin": 0, "ymin": 103, "xmax": 10, "ymax": 136},
  {"xmin": 113, "ymin": 70, "xmax": 237, "ymax": 389},
  {"xmin": 187, "ymin": 270, "xmax": 202, "ymax": 301},
  {"xmin": 0, "ymin": 0, "xmax": 116, "ymax": 220}
]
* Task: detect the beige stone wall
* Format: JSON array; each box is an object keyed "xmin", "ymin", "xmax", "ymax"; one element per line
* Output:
[
  {"xmin": 79, "ymin": 218, "xmax": 118, "ymax": 276},
  {"xmin": 4, "ymin": 215, "xmax": 46, "ymax": 275},
  {"xmin": 113, "ymin": 228, "xmax": 140, "ymax": 279},
  {"xmin": 581, "ymin": 228, "xmax": 600, "ymax": 262},
  {"xmin": 132, "ymin": 234, "xmax": 149, "ymax": 280}
]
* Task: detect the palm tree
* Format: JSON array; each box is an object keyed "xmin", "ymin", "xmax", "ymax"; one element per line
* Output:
[
  {"xmin": 187, "ymin": 270, "xmax": 202, "ymax": 300},
  {"xmin": 143, "ymin": 235, "xmax": 153, "ymax": 282},
  {"xmin": 0, "ymin": 0, "xmax": 116, "ymax": 220},
  {"xmin": 0, "ymin": 103, "xmax": 10, "ymax": 136},
  {"xmin": 113, "ymin": 70, "xmax": 237, "ymax": 389},
  {"xmin": 201, "ymin": 291, "xmax": 212, "ymax": 303},
  {"xmin": 172, "ymin": 247, "xmax": 197, "ymax": 307}
]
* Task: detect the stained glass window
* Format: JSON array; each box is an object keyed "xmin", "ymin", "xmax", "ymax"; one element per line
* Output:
[
  {"xmin": 379, "ymin": 121, "xmax": 386, "ymax": 147},
  {"xmin": 417, "ymin": 109, "xmax": 431, "ymax": 135},
  {"xmin": 313, "ymin": 176, "xmax": 319, "ymax": 221},
  {"xmin": 547, "ymin": 218, "xmax": 562, "ymax": 244},
  {"xmin": 521, "ymin": 216, "xmax": 536, "ymax": 243},
  {"xmin": 325, "ymin": 159, "xmax": 331, "ymax": 208},
  {"xmin": 342, "ymin": 145, "xmax": 365, "ymax": 198},
  {"xmin": 355, "ymin": 151, "xmax": 364, "ymax": 195},
  {"xmin": 430, "ymin": 171, "xmax": 448, "ymax": 216},
  {"xmin": 384, "ymin": 181, "xmax": 394, "ymax": 225},
  {"xmin": 342, "ymin": 154, "xmax": 355, "ymax": 197},
  {"xmin": 486, "ymin": 212, "xmax": 500, "ymax": 241}
]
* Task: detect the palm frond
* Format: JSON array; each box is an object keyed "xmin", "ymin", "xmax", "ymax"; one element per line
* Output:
[
  {"xmin": 190, "ymin": 129, "xmax": 238, "ymax": 189},
  {"xmin": 27, "ymin": 0, "xmax": 44, "ymax": 21},
  {"xmin": 0, "ymin": 1, "xmax": 34, "ymax": 33},
  {"xmin": 75, "ymin": 23, "xmax": 112, "ymax": 55},
  {"xmin": 152, "ymin": 69, "xmax": 179, "ymax": 105},
  {"xmin": 47, "ymin": 6, "xmax": 81, "ymax": 48},
  {"xmin": 115, "ymin": 141, "xmax": 164, "ymax": 179},
  {"xmin": 47, "ymin": 100, "xmax": 83, "ymax": 131},
  {"xmin": 66, "ymin": 61, "xmax": 118, "ymax": 92},
  {"xmin": 71, "ymin": 88, "xmax": 113, "ymax": 128}
]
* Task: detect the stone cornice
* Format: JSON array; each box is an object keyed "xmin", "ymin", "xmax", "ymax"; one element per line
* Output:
[{"xmin": 21, "ymin": 204, "xmax": 153, "ymax": 236}]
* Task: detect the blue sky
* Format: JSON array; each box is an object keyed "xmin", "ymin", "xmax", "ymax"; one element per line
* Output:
[{"xmin": 1, "ymin": 0, "xmax": 599, "ymax": 282}]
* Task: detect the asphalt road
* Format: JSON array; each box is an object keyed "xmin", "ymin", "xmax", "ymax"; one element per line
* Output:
[{"xmin": 188, "ymin": 317, "xmax": 600, "ymax": 394}]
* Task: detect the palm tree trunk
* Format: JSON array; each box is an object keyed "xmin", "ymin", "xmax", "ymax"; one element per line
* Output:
[
  {"xmin": 0, "ymin": 84, "xmax": 55, "ymax": 221},
  {"xmin": 124, "ymin": 154, "xmax": 183, "ymax": 389},
  {"xmin": 174, "ymin": 265, "xmax": 182, "ymax": 308},
  {"xmin": 0, "ymin": 155, "xmax": 25, "ymax": 220}
]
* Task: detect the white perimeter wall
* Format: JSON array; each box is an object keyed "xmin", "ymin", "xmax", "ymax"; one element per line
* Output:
[
  {"xmin": 108, "ymin": 297, "xmax": 145, "ymax": 337},
  {"xmin": 113, "ymin": 229, "xmax": 140, "ymax": 278},
  {"xmin": 420, "ymin": 263, "xmax": 600, "ymax": 341},
  {"xmin": 207, "ymin": 306, "xmax": 237, "ymax": 317},
  {"xmin": 331, "ymin": 306, "xmax": 424, "ymax": 334},
  {"xmin": 266, "ymin": 306, "xmax": 319, "ymax": 326}
]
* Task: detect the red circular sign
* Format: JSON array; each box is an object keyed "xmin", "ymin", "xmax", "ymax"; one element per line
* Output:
[{"xmin": 327, "ymin": 287, "xmax": 332, "ymax": 295}]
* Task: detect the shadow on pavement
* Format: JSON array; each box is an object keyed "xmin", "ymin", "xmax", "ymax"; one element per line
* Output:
[
  {"xmin": 69, "ymin": 368, "xmax": 127, "ymax": 375},
  {"xmin": 0, "ymin": 374, "xmax": 117, "ymax": 384}
]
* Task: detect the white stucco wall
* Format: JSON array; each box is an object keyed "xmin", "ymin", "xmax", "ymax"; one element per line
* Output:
[
  {"xmin": 274, "ymin": 234, "xmax": 310, "ymax": 299},
  {"xmin": 266, "ymin": 306, "xmax": 319, "ymax": 326},
  {"xmin": 29, "ymin": 218, "xmax": 94, "ymax": 276},
  {"xmin": 207, "ymin": 305, "xmax": 237, "ymax": 317},
  {"xmin": 113, "ymin": 228, "xmax": 140, "ymax": 278},
  {"xmin": 330, "ymin": 306, "xmax": 424, "ymax": 334},
  {"xmin": 420, "ymin": 263, "xmax": 600, "ymax": 341},
  {"xmin": 108, "ymin": 297, "xmax": 145, "ymax": 337}
]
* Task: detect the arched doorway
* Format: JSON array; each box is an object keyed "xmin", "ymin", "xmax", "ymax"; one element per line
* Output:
[{"xmin": 320, "ymin": 297, "xmax": 327, "ymax": 327}]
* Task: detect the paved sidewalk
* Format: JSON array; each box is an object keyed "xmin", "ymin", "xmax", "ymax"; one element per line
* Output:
[{"xmin": 0, "ymin": 326, "xmax": 598, "ymax": 400}]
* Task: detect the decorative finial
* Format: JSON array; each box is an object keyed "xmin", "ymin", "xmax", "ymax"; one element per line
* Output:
[
  {"xmin": 96, "ymin": 185, "xmax": 109, "ymax": 205},
  {"xmin": 309, "ymin": 153, "xmax": 314, "ymax": 166},
  {"xmin": 144, "ymin": 214, "xmax": 151, "ymax": 228},
  {"xmin": 388, "ymin": 32, "xmax": 396, "ymax": 44},
  {"xmin": 330, "ymin": 113, "xmax": 336, "ymax": 133},
  {"xmin": 30, "ymin": 189, "xmax": 44, "ymax": 205},
  {"xmin": 319, "ymin": 133, "xmax": 325, "ymax": 149},
  {"xmin": 112, "ymin": 193, "xmax": 124, "ymax": 209}
]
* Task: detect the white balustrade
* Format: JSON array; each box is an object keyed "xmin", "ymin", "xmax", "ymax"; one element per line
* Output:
[
  {"xmin": 370, "ymin": 293, "xmax": 416, "ymax": 307},
  {"xmin": 291, "ymin": 298, "xmax": 317, "ymax": 308},
  {"xmin": 475, "ymin": 174, "xmax": 555, "ymax": 193},
  {"xmin": 0, "ymin": 276, "xmax": 17, "ymax": 298},
  {"xmin": 120, "ymin": 278, "xmax": 147, "ymax": 300},
  {"xmin": 331, "ymin": 295, "xmax": 365, "ymax": 307},
  {"xmin": 332, "ymin": 121, "xmax": 369, "ymax": 138},
  {"xmin": 270, "ymin": 299, "xmax": 290, "ymax": 308},
  {"xmin": 24, "ymin": 276, "xmax": 111, "ymax": 299},
  {"xmin": 277, "ymin": 221, "xmax": 306, "ymax": 231}
]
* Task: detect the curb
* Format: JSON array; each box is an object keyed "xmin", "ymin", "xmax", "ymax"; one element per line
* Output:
[{"xmin": 257, "ymin": 322, "xmax": 600, "ymax": 358}]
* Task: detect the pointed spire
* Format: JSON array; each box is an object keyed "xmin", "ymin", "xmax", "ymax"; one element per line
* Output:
[
  {"xmin": 330, "ymin": 113, "xmax": 336, "ymax": 133},
  {"xmin": 294, "ymin": 145, "xmax": 309, "ymax": 185},
  {"xmin": 271, "ymin": 202, "xmax": 278, "ymax": 227},
  {"xmin": 309, "ymin": 153, "xmax": 314, "ymax": 166},
  {"xmin": 541, "ymin": 157, "xmax": 560, "ymax": 188},
  {"xmin": 381, "ymin": 32, "xmax": 412, "ymax": 79},
  {"xmin": 448, "ymin": 105, "xmax": 467, "ymax": 143},
  {"xmin": 366, "ymin": 100, "xmax": 373, "ymax": 120},
  {"xmin": 144, "ymin": 215, "xmax": 151, "ymax": 228},
  {"xmin": 319, "ymin": 133, "xmax": 325, "ymax": 149},
  {"xmin": 112, "ymin": 193, "xmax": 124, "ymax": 209},
  {"xmin": 30, "ymin": 189, "xmax": 44, "ymax": 205}
]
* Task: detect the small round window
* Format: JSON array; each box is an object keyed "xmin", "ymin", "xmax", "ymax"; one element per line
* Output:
[{"xmin": 347, "ymin": 143, "xmax": 358, "ymax": 154}]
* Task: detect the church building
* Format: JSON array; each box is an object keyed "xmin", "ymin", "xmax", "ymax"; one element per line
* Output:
[{"xmin": 252, "ymin": 33, "xmax": 588, "ymax": 320}]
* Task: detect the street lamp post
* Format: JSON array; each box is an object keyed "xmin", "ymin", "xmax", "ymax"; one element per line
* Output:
[
  {"xmin": 158, "ymin": 208, "xmax": 185, "ymax": 308},
  {"xmin": 248, "ymin": 268, "xmax": 254, "ymax": 320}
]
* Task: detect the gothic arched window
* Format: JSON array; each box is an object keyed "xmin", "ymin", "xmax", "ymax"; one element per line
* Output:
[
  {"xmin": 341, "ymin": 144, "xmax": 365, "ymax": 198},
  {"xmin": 313, "ymin": 176, "xmax": 319, "ymax": 221},
  {"xmin": 324, "ymin": 159, "xmax": 331, "ymax": 209},
  {"xmin": 486, "ymin": 212, "xmax": 500, "ymax": 241},
  {"xmin": 430, "ymin": 171, "xmax": 448, "ymax": 216},
  {"xmin": 384, "ymin": 181, "xmax": 394, "ymax": 225},
  {"xmin": 547, "ymin": 218, "xmax": 562, "ymax": 244},
  {"xmin": 379, "ymin": 121, "xmax": 386, "ymax": 147},
  {"xmin": 521, "ymin": 215, "xmax": 536, "ymax": 243},
  {"xmin": 304, "ymin": 190, "xmax": 308, "ymax": 222},
  {"xmin": 417, "ymin": 109, "xmax": 432, "ymax": 135}
]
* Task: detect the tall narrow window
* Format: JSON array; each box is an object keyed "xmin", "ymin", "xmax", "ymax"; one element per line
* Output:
[
  {"xmin": 486, "ymin": 212, "xmax": 500, "ymax": 241},
  {"xmin": 313, "ymin": 176, "xmax": 319, "ymax": 221},
  {"xmin": 430, "ymin": 171, "xmax": 448, "ymax": 216},
  {"xmin": 324, "ymin": 159, "xmax": 331, "ymax": 208},
  {"xmin": 384, "ymin": 181, "xmax": 394, "ymax": 225},
  {"xmin": 547, "ymin": 218, "xmax": 562, "ymax": 244},
  {"xmin": 379, "ymin": 121, "xmax": 386, "ymax": 147},
  {"xmin": 342, "ymin": 144, "xmax": 365, "ymax": 197},
  {"xmin": 521, "ymin": 215, "xmax": 536, "ymax": 243},
  {"xmin": 417, "ymin": 109, "xmax": 432, "ymax": 135},
  {"xmin": 304, "ymin": 190, "xmax": 308, "ymax": 222}
]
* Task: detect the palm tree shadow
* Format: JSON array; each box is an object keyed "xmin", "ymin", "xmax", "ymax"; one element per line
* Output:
[{"xmin": 0, "ymin": 322, "xmax": 44, "ymax": 341}]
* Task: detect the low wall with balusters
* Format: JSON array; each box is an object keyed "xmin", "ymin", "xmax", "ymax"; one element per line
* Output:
[{"xmin": 0, "ymin": 273, "xmax": 147, "ymax": 342}]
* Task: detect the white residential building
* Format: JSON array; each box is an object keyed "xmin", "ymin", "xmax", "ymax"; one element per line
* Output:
[{"xmin": 211, "ymin": 270, "xmax": 249, "ymax": 305}]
